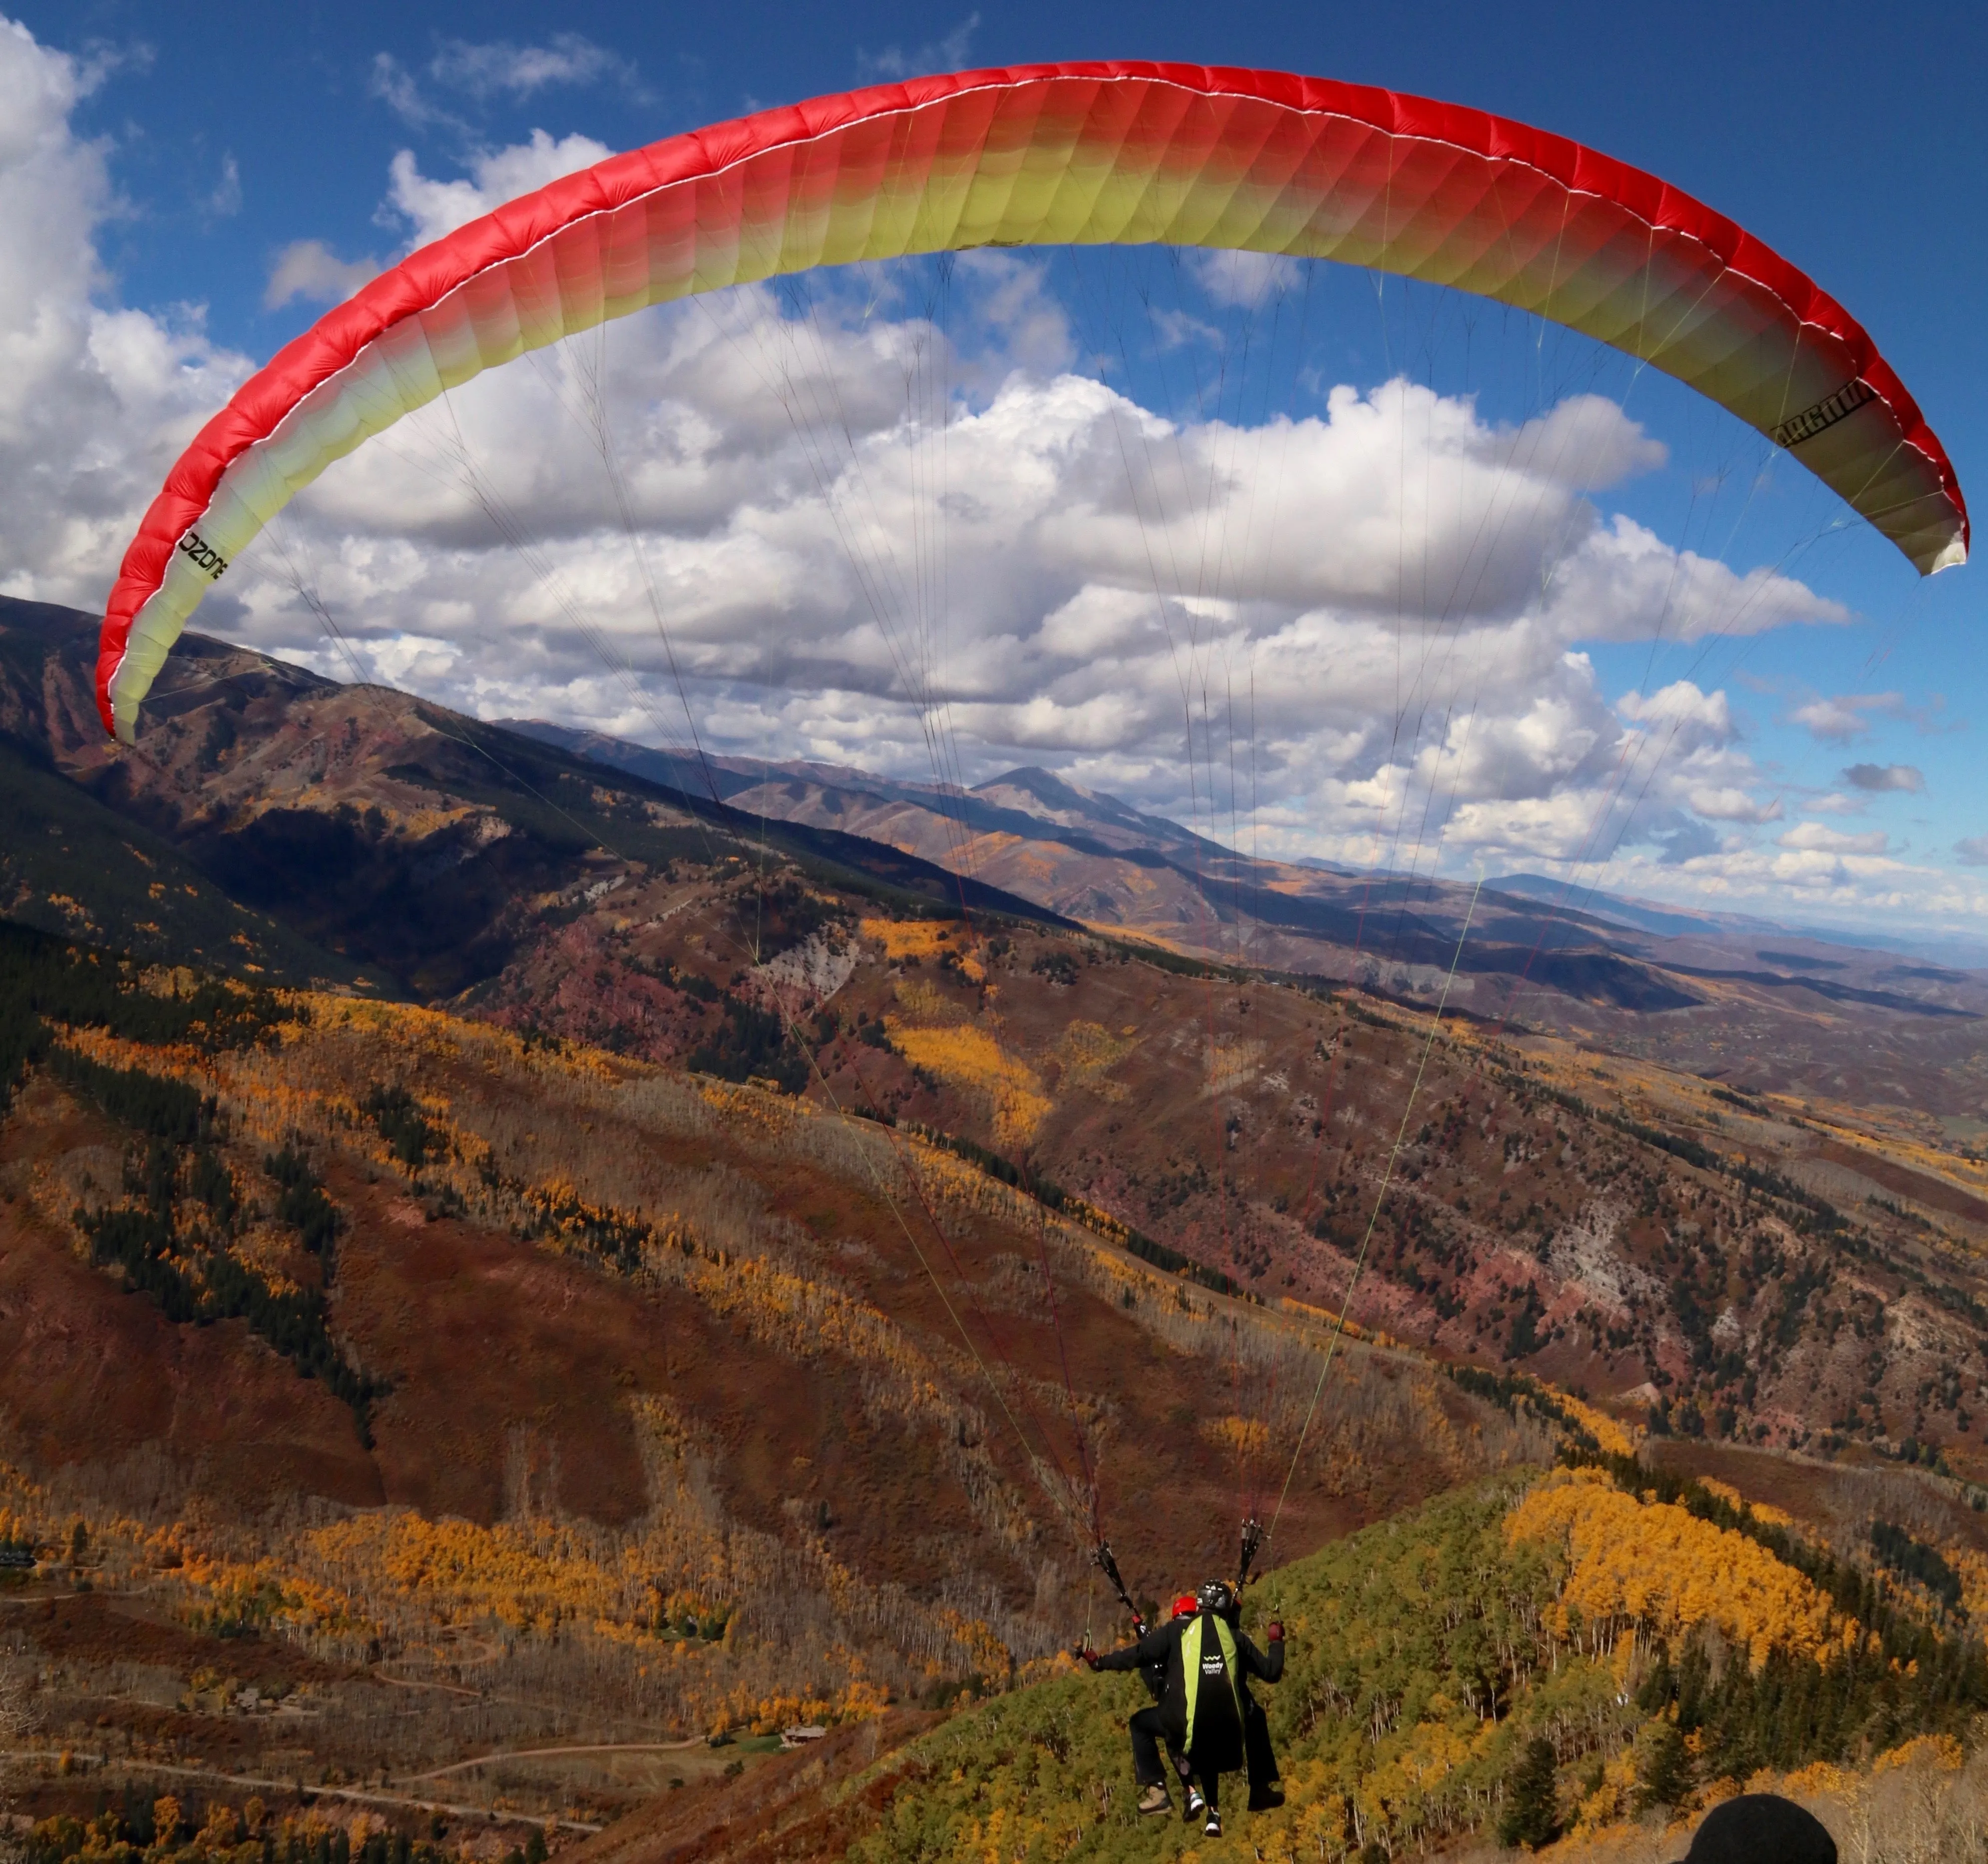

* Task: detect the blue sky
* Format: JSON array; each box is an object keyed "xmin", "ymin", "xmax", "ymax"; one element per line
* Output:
[{"xmin": 9, "ymin": 0, "xmax": 1988, "ymax": 936}]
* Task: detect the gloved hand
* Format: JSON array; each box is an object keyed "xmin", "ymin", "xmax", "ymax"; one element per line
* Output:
[
  {"xmin": 1082, "ymin": 1647, "xmax": 1103, "ymax": 1671},
  {"xmin": 1266, "ymin": 1621, "xmax": 1285, "ymax": 1643}
]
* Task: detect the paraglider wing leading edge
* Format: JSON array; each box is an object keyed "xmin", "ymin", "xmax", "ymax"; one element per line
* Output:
[{"xmin": 97, "ymin": 60, "xmax": 1968, "ymax": 742}]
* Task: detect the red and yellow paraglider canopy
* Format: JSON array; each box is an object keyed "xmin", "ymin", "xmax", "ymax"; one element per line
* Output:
[{"xmin": 97, "ymin": 60, "xmax": 1967, "ymax": 741}]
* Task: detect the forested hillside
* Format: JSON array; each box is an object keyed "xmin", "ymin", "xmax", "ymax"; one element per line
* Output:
[
  {"xmin": 826, "ymin": 1461, "xmax": 1988, "ymax": 1863},
  {"xmin": 10, "ymin": 904, "xmax": 1988, "ymax": 1861},
  {"xmin": 0, "ymin": 909, "xmax": 1561, "ymax": 1839}
]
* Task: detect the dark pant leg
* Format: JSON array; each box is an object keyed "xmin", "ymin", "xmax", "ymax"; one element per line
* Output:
[
  {"xmin": 1129, "ymin": 1707, "xmax": 1170, "ymax": 1786},
  {"xmin": 1245, "ymin": 1700, "xmax": 1281, "ymax": 1803}
]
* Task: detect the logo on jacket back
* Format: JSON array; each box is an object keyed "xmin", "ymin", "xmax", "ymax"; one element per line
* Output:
[
  {"xmin": 1201, "ymin": 1650, "xmax": 1226, "ymax": 1677},
  {"xmin": 177, "ymin": 530, "xmax": 228, "ymax": 581}
]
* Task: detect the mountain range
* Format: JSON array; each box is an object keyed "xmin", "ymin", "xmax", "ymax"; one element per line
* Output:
[
  {"xmin": 507, "ymin": 716, "xmax": 1988, "ymax": 1126},
  {"xmin": 11, "ymin": 590, "xmax": 1984, "ymax": 1125}
]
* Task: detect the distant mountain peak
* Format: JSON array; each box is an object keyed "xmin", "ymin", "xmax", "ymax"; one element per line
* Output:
[
  {"xmin": 978, "ymin": 765, "xmax": 1099, "ymax": 803},
  {"xmin": 972, "ymin": 765, "xmax": 1168, "ymax": 835}
]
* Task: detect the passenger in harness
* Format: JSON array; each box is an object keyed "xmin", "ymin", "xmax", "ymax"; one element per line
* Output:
[
  {"xmin": 1085, "ymin": 1579, "xmax": 1285, "ymax": 1836},
  {"xmin": 1141, "ymin": 1595, "xmax": 1199, "ymax": 1797}
]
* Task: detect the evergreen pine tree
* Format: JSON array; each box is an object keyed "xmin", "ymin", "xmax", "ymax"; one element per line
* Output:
[
  {"xmin": 1635, "ymin": 1646, "xmax": 1675, "ymax": 1714},
  {"xmin": 1498, "ymin": 1737, "xmax": 1561, "ymax": 1850},
  {"xmin": 1636, "ymin": 1720, "xmax": 1693, "ymax": 1813}
]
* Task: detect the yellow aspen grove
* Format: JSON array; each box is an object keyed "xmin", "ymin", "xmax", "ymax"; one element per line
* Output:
[{"xmin": 1506, "ymin": 1468, "xmax": 1845, "ymax": 1668}]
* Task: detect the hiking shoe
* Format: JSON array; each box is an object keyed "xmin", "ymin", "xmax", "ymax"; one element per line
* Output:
[
  {"xmin": 1184, "ymin": 1787, "xmax": 1206, "ymax": 1823},
  {"xmin": 1135, "ymin": 1785, "xmax": 1171, "ymax": 1818},
  {"xmin": 1202, "ymin": 1808, "xmax": 1222, "ymax": 1839}
]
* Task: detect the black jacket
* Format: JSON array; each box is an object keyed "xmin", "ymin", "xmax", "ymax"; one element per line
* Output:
[{"xmin": 1095, "ymin": 1611, "xmax": 1283, "ymax": 1770}]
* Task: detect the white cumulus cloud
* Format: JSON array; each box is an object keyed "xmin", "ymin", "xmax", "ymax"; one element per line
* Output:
[
  {"xmin": 383, "ymin": 131, "xmax": 613, "ymax": 246},
  {"xmin": 1779, "ymin": 822, "xmax": 1891, "ymax": 856},
  {"xmin": 1842, "ymin": 761, "xmax": 1925, "ymax": 793},
  {"xmin": 1790, "ymin": 690, "xmax": 1900, "ymax": 743},
  {"xmin": 0, "ymin": 16, "xmax": 249, "ymax": 612},
  {"xmin": 857, "ymin": 11, "xmax": 981, "ymax": 81},
  {"xmin": 264, "ymin": 239, "xmax": 381, "ymax": 309},
  {"xmin": 429, "ymin": 34, "xmax": 628, "ymax": 100},
  {"xmin": 205, "ymin": 151, "xmax": 240, "ymax": 218}
]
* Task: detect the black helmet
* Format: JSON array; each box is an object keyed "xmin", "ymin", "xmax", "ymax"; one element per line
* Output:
[{"xmin": 1197, "ymin": 1580, "xmax": 1234, "ymax": 1615}]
